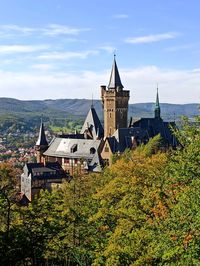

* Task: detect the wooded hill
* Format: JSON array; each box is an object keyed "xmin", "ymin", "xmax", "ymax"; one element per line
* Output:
[{"xmin": 0, "ymin": 97, "xmax": 199, "ymax": 120}]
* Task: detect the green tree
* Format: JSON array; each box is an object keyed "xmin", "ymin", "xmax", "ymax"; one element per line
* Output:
[
  {"xmin": 157, "ymin": 117, "xmax": 200, "ymax": 265},
  {"xmin": 0, "ymin": 163, "xmax": 20, "ymax": 265},
  {"xmin": 91, "ymin": 135, "xmax": 169, "ymax": 265}
]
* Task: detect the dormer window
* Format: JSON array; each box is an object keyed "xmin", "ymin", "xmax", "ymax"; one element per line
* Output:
[{"xmin": 71, "ymin": 144, "xmax": 77, "ymax": 153}]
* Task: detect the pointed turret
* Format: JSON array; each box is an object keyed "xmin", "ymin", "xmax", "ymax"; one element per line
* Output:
[
  {"xmin": 35, "ymin": 121, "xmax": 48, "ymax": 163},
  {"xmin": 36, "ymin": 121, "xmax": 48, "ymax": 146},
  {"xmin": 108, "ymin": 55, "xmax": 124, "ymax": 91},
  {"xmin": 154, "ymin": 87, "xmax": 161, "ymax": 119},
  {"xmin": 81, "ymin": 106, "xmax": 104, "ymax": 139}
]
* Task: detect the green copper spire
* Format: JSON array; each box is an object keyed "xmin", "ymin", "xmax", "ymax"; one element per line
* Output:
[{"xmin": 155, "ymin": 86, "xmax": 161, "ymax": 119}]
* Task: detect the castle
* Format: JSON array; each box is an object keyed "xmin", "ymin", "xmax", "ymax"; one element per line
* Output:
[{"xmin": 21, "ymin": 57, "xmax": 177, "ymax": 200}]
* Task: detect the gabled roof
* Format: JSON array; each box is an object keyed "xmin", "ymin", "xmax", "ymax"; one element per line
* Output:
[
  {"xmin": 36, "ymin": 122, "xmax": 48, "ymax": 146},
  {"xmin": 108, "ymin": 57, "xmax": 124, "ymax": 90},
  {"xmin": 103, "ymin": 127, "xmax": 148, "ymax": 154},
  {"xmin": 25, "ymin": 161, "xmax": 67, "ymax": 179},
  {"xmin": 80, "ymin": 106, "xmax": 104, "ymax": 139},
  {"xmin": 44, "ymin": 137, "xmax": 101, "ymax": 159},
  {"xmin": 44, "ymin": 137, "xmax": 102, "ymax": 172},
  {"xmin": 132, "ymin": 118, "xmax": 178, "ymax": 147},
  {"xmin": 112, "ymin": 127, "xmax": 149, "ymax": 152},
  {"xmin": 107, "ymin": 136, "xmax": 118, "ymax": 153}
]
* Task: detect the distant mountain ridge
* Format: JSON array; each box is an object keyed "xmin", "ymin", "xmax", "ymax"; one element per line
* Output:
[{"xmin": 0, "ymin": 97, "xmax": 199, "ymax": 121}]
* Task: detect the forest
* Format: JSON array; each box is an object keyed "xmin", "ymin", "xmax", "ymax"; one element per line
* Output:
[{"xmin": 0, "ymin": 117, "xmax": 199, "ymax": 266}]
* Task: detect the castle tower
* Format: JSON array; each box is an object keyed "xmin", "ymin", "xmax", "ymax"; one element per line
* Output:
[
  {"xmin": 35, "ymin": 121, "xmax": 48, "ymax": 163},
  {"xmin": 154, "ymin": 87, "xmax": 161, "ymax": 119},
  {"xmin": 101, "ymin": 56, "xmax": 130, "ymax": 137}
]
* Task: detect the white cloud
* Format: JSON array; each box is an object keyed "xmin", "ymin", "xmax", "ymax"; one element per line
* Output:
[
  {"xmin": 30, "ymin": 64, "xmax": 56, "ymax": 71},
  {"xmin": 42, "ymin": 24, "xmax": 91, "ymax": 36},
  {"xmin": 38, "ymin": 50, "xmax": 99, "ymax": 60},
  {"xmin": 113, "ymin": 14, "xmax": 129, "ymax": 19},
  {"xmin": 0, "ymin": 24, "xmax": 90, "ymax": 38},
  {"xmin": 125, "ymin": 32, "xmax": 178, "ymax": 44},
  {"xmin": 165, "ymin": 43, "xmax": 196, "ymax": 52},
  {"xmin": 0, "ymin": 24, "xmax": 35, "ymax": 35},
  {"xmin": 0, "ymin": 66, "xmax": 199, "ymax": 104},
  {"xmin": 0, "ymin": 45, "xmax": 49, "ymax": 54},
  {"xmin": 99, "ymin": 46, "xmax": 116, "ymax": 54},
  {"xmin": 121, "ymin": 66, "xmax": 200, "ymax": 103}
]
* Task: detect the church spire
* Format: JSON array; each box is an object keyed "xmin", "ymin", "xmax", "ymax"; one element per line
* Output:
[
  {"xmin": 108, "ymin": 55, "xmax": 124, "ymax": 90},
  {"xmin": 154, "ymin": 86, "xmax": 161, "ymax": 119}
]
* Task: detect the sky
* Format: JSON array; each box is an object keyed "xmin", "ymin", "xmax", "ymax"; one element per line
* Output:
[{"xmin": 0, "ymin": 0, "xmax": 199, "ymax": 104}]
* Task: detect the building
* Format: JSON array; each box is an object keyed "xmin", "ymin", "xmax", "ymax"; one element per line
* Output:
[
  {"xmin": 101, "ymin": 55, "xmax": 130, "ymax": 137},
  {"xmin": 21, "ymin": 56, "xmax": 178, "ymax": 199},
  {"xmin": 21, "ymin": 161, "xmax": 69, "ymax": 201},
  {"xmin": 130, "ymin": 88, "xmax": 178, "ymax": 148},
  {"xmin": 35, "ymin": 105, "xmax": 104, "ymax": 175},
  {"xmin": 35, "ymin": 57, "xmax": 177, "ymax": 167}
]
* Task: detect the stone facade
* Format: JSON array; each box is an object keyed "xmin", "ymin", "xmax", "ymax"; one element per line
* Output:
[{"xmin": 101, "ymin": 86, "xmax": 129, "ymax": 137}]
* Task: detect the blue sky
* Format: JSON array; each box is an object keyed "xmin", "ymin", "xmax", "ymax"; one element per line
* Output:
[{"xmin": 0, "ymin": 0, "xmax": 199, "ymax": 103}]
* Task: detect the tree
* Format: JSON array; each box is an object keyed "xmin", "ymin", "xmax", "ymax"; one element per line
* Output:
[
  {"xmin": 0, "ymin": 163, "xmax": 20, "ymax": 265},
  {"xmin": 157, "ymin": 117, "xmax": 200, "ymax": 265},
  {"xmin": 90, "ymin": 135, "xmax": 169, "ymax": 265}
]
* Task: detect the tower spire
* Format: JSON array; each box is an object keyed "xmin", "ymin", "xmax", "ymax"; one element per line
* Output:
[
  {"xmin": 91, "ymin": 93, "xmax": 94, "ymax": 108},
  {"xmin": 36, "ymin": 120, "xmax": 48, "ymax": 146},
  {"xmin": 108, "ymin": 55, "xmax": 124, "ymax": 90},
  {"xmin": 155, "ymin": 86, "xmax": 161, "ymax": 119},
  {"xmin": 35, "ymin": 120, "xmax": 48, "ymax": 163}
]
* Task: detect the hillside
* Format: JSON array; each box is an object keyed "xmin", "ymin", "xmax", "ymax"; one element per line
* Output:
[{"xmin": 0, "ymin": 98, "xmax": 199, "ymax": 122}]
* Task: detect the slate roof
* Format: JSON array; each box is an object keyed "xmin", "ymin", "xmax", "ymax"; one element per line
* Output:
[
  {"xmin": 108, "ymin": 57, "xmax": 124, "ymax": 90},
  {"xmin": 80, "ymin": 106, "xmax": 104, "ymax": 139},
  {"xmin": 25, "ymin": 161, "xmax": 67, "ymax": 180},
  {"xmin": 111, "ymin": 127, "xmax": 149, "ymax": 152},
  {"xmin": 58, "ymin": 133, "xmax": 85, "ymax": 139},
  {"xmin": 132, "ymin": 118, "xmax": 178, "ymax": 147},
  {"xmin": 44, "ymin": 137, "xmax": 102, "ymax": 172},
  {"xmin": 44, "ymin": 137, "xmax": 101, "ymax": 158},
  {"xmin": 36, "ymin": 122, "xmax": 48, "ymax": 146},
  {"xmin": 107, "ymin": 136, "xmax": 118, "ymax": 153},
  {"xmin": 88, "ymin": 152, "xmax": 102, "ymax": 172}
]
